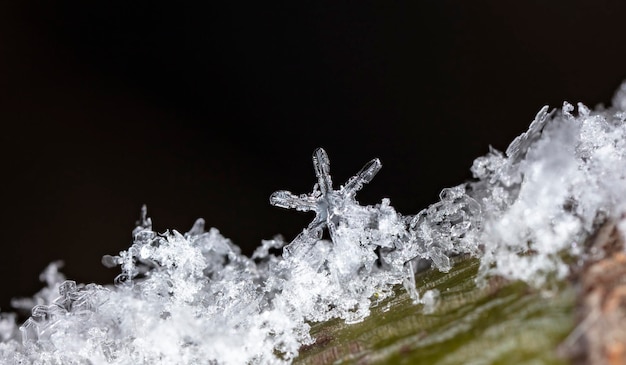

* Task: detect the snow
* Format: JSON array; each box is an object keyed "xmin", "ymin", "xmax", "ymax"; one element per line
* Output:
[{"xmin": 2, "ymin": 81, "xmax": 626, "ymax": 364}]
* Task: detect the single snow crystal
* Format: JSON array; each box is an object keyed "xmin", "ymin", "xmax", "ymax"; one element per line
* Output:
[{"xmin": 270, "ymin": 147, "xmax": 382, "ymax": 242}]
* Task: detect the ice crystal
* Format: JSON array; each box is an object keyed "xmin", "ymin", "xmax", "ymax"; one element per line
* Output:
[
  {"xmin": 3, "ymin": 81, "xmax": 626, "ymax": 364},
  {"xmin": 270, "ymin": 147, "xmax": 382, "ymax": 245}
]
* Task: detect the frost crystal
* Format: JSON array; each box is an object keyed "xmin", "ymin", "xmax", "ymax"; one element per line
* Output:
[
  {"xmin": 270, "ymin": 147, "xmax": 382, "ymax": 245},
  {"xmin": 3, "ymin": 81, "xmax": 626, "ymax": 364}
]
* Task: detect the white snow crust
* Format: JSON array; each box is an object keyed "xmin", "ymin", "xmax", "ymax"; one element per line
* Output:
[{"xmin": 2, "ymin": 82, "xmax": 626, "ymax": 364}]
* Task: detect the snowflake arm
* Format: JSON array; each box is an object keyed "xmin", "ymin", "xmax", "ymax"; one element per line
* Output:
[
  {"xmin": 269, "ymin": 190, "xmax": 319, "ymax": 212},
  {"xmin": 313, "ymin": 147, "xmax": 333, "ymax": 195},
  {"xmin": 341, "ymin": 157, "xmax": 382, "ymax": 197}
]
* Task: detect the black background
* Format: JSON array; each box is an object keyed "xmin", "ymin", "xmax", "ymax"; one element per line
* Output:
[{"xmin": 1, "ymin": 1, "xmax": 626, "ymax": 312}]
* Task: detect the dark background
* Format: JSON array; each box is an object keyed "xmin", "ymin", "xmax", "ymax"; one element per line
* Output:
[{"xmin": 1, "ymin": 1, "xmax": 625, "ymax": 312}]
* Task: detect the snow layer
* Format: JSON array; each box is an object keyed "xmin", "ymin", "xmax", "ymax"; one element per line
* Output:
[{"xmin": 2, "ymin": 82, "xmax": 626, "ymax": 364}]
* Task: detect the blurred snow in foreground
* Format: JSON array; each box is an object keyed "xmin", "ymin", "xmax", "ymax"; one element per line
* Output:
[{"xmin": 2, "ymin": 82, "xmax": 626, "ymax": 364}]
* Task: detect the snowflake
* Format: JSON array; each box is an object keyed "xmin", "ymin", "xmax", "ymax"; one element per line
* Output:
[{"xmin": 270, "ymin": 147, "xmax": 382, "ymax": 241}]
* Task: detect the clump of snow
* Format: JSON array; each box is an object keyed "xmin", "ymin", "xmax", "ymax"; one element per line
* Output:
[
  {"xmin": 473, "ymin": 95, "xmax": 626, "ymax": 285},
  {"xmin": 2, "ymin": 81, "xmax": 626, "ymax": 363}
]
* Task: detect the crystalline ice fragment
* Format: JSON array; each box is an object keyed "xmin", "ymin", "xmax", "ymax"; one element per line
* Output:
[
  {"xmin": 470, "ymin": 146, "xmax": 506, "ymax": 181},
  {"xmin": 577, "ymin": 102, "xmax": 591, "ymax": 117},
  {"xmin": 562, "ymin": 101, "xmax": 575, "ymax": 119},
  {"xmin": 39, "ymin": 260, "xmax": 66, "ymax": 288},
  {"xmin": 0, "ymin": 313, "xmax": 17, "ymax": 342},
  {"xmin": 132, "ymin": 204, "xmax": 152, "ymax": 236},
  {"xmin": 402, "ymin": 260, "xmax": 420, "ymax": 303},
  {"xmin": 612, "ymin": 80, "xmax": 626, "ymax": 111},
  {"xmin": 252, "ymin": 236, "xmax": 285, "ymax": 261},
  {"xmin": 269, "ymin": 190, "xmax": 317, "ymax": 212},
  {"xmin": 101, "ymin": 254, "xmax": 119, "ymax": 268},
  {"xmin": 506, "ymin": 105, "xmax": 552, "ymax": 162},
  {"xmin": 19, "ymin": 318, "xmax": 38, "ymax": 343},
  {"xmin": 405, "ymin": 184, "xmax": 481, "ymax": 272},
  {"xmin": 186, "ymin": 218, "xmax": 206, "ymax": 237},
  {"xmin": 58, "ymin": 280, "xmax": 76, "ymax": 298},
  {"xmin": 30, "ymin": 305, "xmax": 49, "ymax": 323}
]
